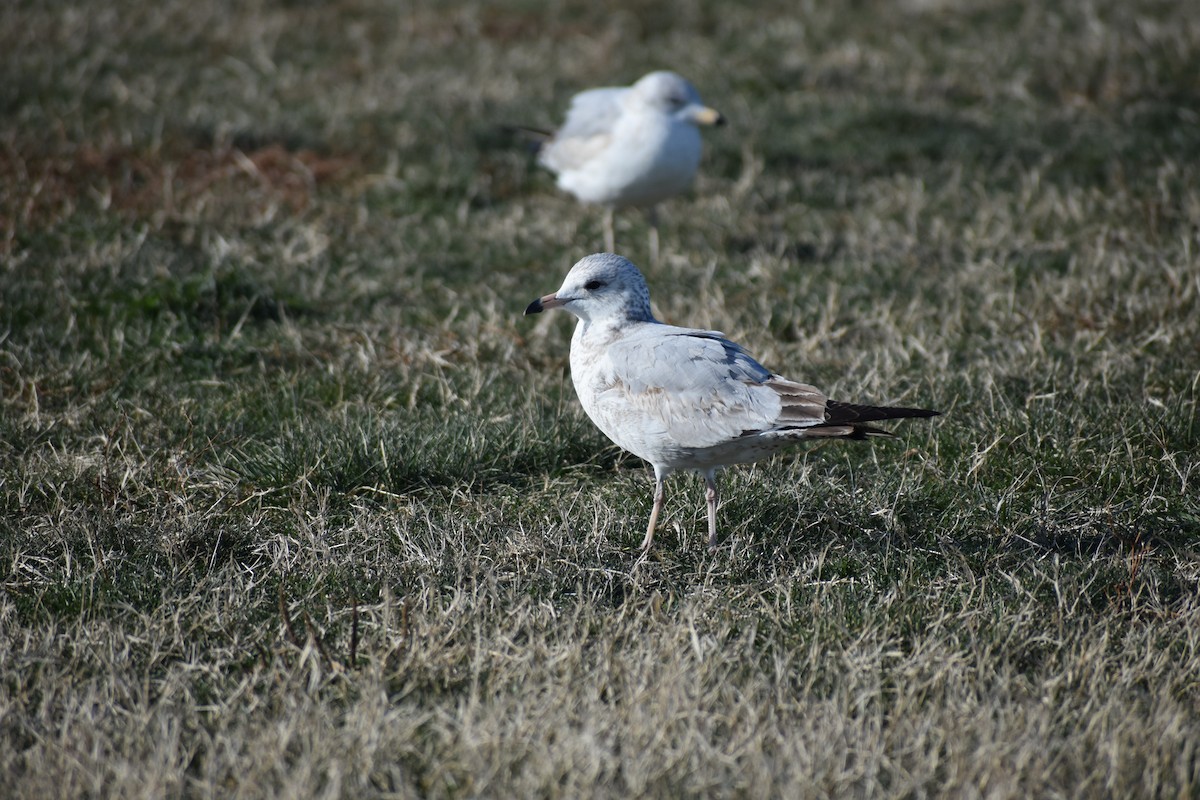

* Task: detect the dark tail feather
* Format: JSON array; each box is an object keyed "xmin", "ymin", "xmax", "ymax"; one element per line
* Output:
[
  {"xmin": 499, "ymin": 124, "xmax": 553, "ymax": 155},
  {"xmin": 843, "ymin": 423, "xmax": 896, "ymax": 440},
  {"xmin": 805, "ymin": 401, "xmax": 940, "ymax": 439},
  {"xmin": 825, "ymin": 400, "xmax": 940, "ymax": 426}
]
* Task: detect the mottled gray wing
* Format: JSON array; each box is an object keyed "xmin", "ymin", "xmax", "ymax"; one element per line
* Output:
[
  {"xmin": 594, "ymin": 327, "xmax": 828, "ymax": 449},
  {"xmin": 538, "ymin": 87, "xmax": 626, "ymax": 173}
]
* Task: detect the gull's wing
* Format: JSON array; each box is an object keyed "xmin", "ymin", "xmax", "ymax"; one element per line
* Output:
[
  {"xmin": 589, "ymin": 327, "xmax": 829, "ymax": 450},
  {"xmin": 538, "ymin": 87, "xmax": 626, "ymax": 173}
]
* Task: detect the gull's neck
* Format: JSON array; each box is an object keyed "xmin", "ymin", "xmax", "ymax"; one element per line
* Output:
[{"xmin": 575, "ymin": 311, "xmax": 658, "ymax": 345}]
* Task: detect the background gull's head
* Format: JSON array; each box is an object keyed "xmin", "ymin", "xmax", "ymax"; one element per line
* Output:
[{"xmin": 629, "ymin": 71, "xmax": 725, "ymax": 127}]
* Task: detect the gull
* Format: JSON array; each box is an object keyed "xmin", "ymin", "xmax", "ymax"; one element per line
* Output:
[
  {"xmin": 524, "ymin": 253, "xmax": 940, "ymax": 552},
  {"xmin": 535, "ymin": 71, "xmax": 724, "ymax": 263}
]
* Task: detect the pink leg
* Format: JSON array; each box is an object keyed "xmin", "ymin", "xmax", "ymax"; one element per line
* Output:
[
  {"xmin": 641, "ymin": 475, "xmax": 665, "ymax": 552},
  {"xmin": 646, "ymin": 206, "xmax": 660, "ymax": 265},
  {"xmin": 705, "ymin": 472, "xmax": 720, "ymax": 550}
]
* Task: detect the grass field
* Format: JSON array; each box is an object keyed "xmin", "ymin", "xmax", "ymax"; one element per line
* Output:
[{"xmin": 2, "ymin": 0, "xmax": 1199, "ymax": 797}]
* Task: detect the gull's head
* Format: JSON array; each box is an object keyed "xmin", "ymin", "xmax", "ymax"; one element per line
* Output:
[
  {"xmin": 524, "ymin": 253, "xmax": 656, "ymax": 324},
  {"xmin": 631, "ymin": 71, "xmax": 725, "ymax": 127}
]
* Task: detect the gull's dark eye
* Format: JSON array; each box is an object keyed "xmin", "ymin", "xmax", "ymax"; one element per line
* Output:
[{"xmin": 584, "ymin": 280, "xmax": 605, "ymax": 291}]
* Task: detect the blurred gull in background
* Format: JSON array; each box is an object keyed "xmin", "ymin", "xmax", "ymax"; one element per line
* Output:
[{"xmin": 532, "ymin": 72, "xmax": 724, "ymax": 263}]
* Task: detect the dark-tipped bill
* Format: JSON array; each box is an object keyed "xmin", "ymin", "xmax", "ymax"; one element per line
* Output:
[
  {"xmin": 524, "ymin": 293, "xmax": 562, "ymax": 315},
  {"xmin": 691, "ymin": 106, "xmax": 725, "ymax": 126}
]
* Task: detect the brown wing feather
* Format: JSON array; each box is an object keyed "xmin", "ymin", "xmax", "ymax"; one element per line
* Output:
[{"xmin": 766, "ymin": 378, "xmax": 828, "ymax": 425}]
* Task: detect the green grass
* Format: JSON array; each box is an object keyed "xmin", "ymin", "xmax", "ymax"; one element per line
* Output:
[{"xmin": 2, "ymin": 0, "xmax": 1199, "ymax": 797}]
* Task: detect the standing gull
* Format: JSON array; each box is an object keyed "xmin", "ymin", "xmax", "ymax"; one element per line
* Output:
[
  {"xmin": 535, "ymin": 71, "xmax": 724, "ymax": 263},
  {"xmin": 525, "ymin": 253, "xmax": 940, "ymax": 552}
]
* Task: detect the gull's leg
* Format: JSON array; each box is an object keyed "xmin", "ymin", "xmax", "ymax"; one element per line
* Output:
[
  {"xmin": 641, "ymin": 470, "xmax": 666, "ymax": 552},
  {"xmin": 704, "ymin": 470, "xmax": 720, "ymax": 550},
  {"xmin": 603, "ymin": 207, "xmax": 616, "ymax": 253},
  {"xmin": 646, "ymin": 206, "xmax": 660, "ymax": 265}
]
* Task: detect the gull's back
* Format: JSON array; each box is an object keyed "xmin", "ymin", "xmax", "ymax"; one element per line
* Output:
[
  {"xmin": 538, "ymin": 87, "xmax": 627, "ymax": 175},
  {"xmin": 570, "ymin": 320, "xmax": 825, "ymax": 471}
]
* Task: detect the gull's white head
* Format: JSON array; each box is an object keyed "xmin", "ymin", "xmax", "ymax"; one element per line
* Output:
[
  {"xmin": 629, "ymin": 71, "xmax": 725, "ymax": 127},
  {"xmin": 524, "ymin": 253, "xmax": 656, "ymax": 325}
]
